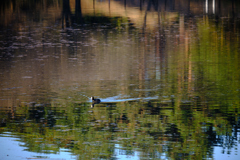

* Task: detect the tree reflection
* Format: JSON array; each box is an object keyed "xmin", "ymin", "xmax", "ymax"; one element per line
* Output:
[
  {"xmin": 75, "ymin": 0, "xmax": 83, "ymax": 23},
  {"xmin": 62, "ymin": 0, "xmax": 72, "ymax": 28},
  {"xmin": 0, "ymin": 94, "xmax": 239, "ymax": 159}
]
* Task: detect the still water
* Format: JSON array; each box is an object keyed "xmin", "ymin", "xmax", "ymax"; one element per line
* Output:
[{"xmin": 0, "ymin": 0, "xmax": 240, "ymax": 159}]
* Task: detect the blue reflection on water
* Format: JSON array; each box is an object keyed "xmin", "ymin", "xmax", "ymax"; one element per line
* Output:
[
  {"xmin": 0, "ymin": 133, "xmax": 77, "ymax": 160},
  {"xmin": 114, "ymin": 144, "xmax": 169, "ymax": 160},
  {"xmin": 114, "ymin": 144, "xmax": 140, "ymax": 160},
  {"xmin": 213, "ymin": 133, "xmax": 240, "ymax": 160},
  {"xmin": 1, "ymin": 132, "xmax": 240, "ymax": 160}
]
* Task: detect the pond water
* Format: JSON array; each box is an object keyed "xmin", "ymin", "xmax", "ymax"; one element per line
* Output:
[{"xmin": 1, "ymin": 0, "xmax": 240, "ymax": 159}]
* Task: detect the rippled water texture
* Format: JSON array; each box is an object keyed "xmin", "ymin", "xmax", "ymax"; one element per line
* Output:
[{"xmin": 0, "ymin": 0, "xmax": 240, "ymax": 160}]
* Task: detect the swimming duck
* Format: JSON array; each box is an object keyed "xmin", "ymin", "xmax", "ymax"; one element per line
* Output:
[{"xmin": 91, "ymin": 96, "xmax": 101, "ymax": 104}]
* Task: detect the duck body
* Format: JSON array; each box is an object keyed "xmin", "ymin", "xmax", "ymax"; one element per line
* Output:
[{"xmin": 91, "ymin": 96, "xmax": 101, "ymax": 104}]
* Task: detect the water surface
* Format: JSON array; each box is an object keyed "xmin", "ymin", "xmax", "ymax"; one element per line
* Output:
[{"xmin": 0, "ymin": 0, "xmax": 240, "ymax": 159}]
